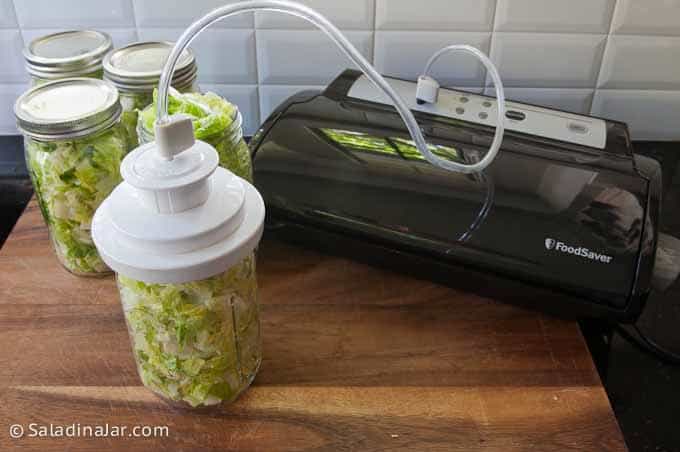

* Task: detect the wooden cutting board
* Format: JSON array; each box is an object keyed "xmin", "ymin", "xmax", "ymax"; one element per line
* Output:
[{"xmin": 0, "ymin": 200, "xmax": 626, "ymax": 451}]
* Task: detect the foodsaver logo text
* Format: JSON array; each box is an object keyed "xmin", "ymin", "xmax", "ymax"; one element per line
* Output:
[{"xmin": 544, "ymin": 238, "xmax": 613, "ymax": 264}]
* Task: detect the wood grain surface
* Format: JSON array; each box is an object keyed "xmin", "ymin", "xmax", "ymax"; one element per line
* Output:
[{"xmin": 0, "ymin": 200, "xmax": 626, "ymax": 451}]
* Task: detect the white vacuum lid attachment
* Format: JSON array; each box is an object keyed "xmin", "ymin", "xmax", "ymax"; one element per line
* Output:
[{"xmin": 92, "ymin": 115, "xmax": 265, "ymax": 284}]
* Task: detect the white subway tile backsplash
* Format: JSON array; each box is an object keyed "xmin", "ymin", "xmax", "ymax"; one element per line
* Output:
[
  {"xmin": 598, "ymin": 35, "xmax": 680, "ymax": 90},
  {"xmin": 138, "ymin": 28, "xmax": 257, "ymax": 84},
  {"xmin": 1, "ymin": 0, "xmax": 680, "ymax": 140},
  {"xmin": 200, "ymin": 84, "xmax": 260, "ymax": 135},
  {"xmin": 0, "ymin": 29, "xmax": 26, "ymax": 83},
  {"xmin": 0, "ymin": 84, "xmax": 24, "ymax": 134},
  {"xmin": 256, "ymin": 0, "xmax": 374, "ymax": 30},
  {"xmin": 374, "ymin": 31, "xmax": 490, "ymax": 87},
  {"xmin": 0, "ymin": 0, "xmax": 17, "ymax": 28},
  {"xmin": 484, "ymin": 87, "xmax": 594, "ymax": 114},
  {"xmin": 592, "ymin": 90, "xmax": 680, "ymax": 140},
  {"xmin": 490, "ymin": 33, "xmax": 606, "ymax": 88},
  {"xmin": 376, "ymin": 0, "xmax": 495, "ymax": 31},
  {"xmin": 259, "ymin": 85, "xmax": 324, "ymax": 120},
  {"xmin": 21, "ymin": 28, "xmax": 138, "ymax": 52},
  {"xmin": 611, "ymin": 0, "xmax": 680, "ymax": 36},
  {"xmin": 14, "ymin": 0, "xmax": 135, "ymax": 28},
  {"xmin": 256, "ymin": 30, "xmax": 372, "ymax": 85},
  {"xmin": 132, "ymin": 0, "xmax": 253, "ymax": 28},
  {"xmin": 494, "ymin": 0, "xmax": 615, "ymax": 34}
]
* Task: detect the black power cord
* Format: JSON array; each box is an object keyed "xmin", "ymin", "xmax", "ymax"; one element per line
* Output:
[{"xmin": 615, "ymin": 324, "xmax": 680, "ymax": 366}]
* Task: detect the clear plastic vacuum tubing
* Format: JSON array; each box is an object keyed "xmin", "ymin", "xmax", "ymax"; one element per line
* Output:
[{"xmin": 157, "ymin": 0, "xmax": 505, "ymax": 174}]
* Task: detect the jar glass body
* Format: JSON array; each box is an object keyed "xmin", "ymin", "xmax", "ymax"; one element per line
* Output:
[
  {"xmin": 29, "ymin": 68, "xmax": 104, "ymax": 87},
  {"xmin": 117, "ymin": 253, "xmax": 261, "ymax": 408},
  {"xmin": 23, "ymin": 124, "xmax": 128, "ymax": 275}
]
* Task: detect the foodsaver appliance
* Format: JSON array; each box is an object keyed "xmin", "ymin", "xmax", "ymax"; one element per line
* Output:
[{"xmin": 250, "ymin": 69, "xmax": 667, "ymax": 322}]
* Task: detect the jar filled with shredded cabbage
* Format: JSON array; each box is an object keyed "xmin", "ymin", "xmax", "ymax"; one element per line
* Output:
[
  {"xmin": 138, "ymin": 90, "xmax": 253, "ymax": 182},
  {"xmin": 15, "ymin": 79, "xmax": 127, "ymax": 275},
  {"xmin": 117, "ymin": 253, "xmax": 261, "ymax": 407},
  {"xmin": 104, "ymin": 42, "xmax": 199, "ymax": 149}
]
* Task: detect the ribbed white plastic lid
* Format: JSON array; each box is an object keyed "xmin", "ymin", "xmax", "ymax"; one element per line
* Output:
[{"xmin": 92, "ymin": 121, "xmax": 264, "ymax": 284}]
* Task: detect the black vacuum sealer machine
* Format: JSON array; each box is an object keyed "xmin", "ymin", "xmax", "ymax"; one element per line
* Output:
[{"xmin": 250, "ymin": 69, "xmax": 672, "ymax": 322}]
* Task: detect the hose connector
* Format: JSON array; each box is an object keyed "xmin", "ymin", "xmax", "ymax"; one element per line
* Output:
[{"xmin": 154, "ymin": 115, "xmax": 195, "ymax": 161}]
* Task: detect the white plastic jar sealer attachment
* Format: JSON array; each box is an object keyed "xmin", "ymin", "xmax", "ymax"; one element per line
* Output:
[{"xmin": 91, "ymin": 116, "xmax": 265, "ymax": 284}]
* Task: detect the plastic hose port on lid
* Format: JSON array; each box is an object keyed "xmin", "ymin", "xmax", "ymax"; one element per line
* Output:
[{"xmin": 91, "ymin": 115, "xmax": 265, "ymax": 284}]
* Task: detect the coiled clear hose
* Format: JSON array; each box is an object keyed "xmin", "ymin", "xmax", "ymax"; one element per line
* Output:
[{"xmin": 157, "ymin": 0, "xmax": 505, "ymax": 174}]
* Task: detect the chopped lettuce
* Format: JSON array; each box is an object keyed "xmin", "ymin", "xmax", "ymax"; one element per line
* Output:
[
  {"xmin": 25, "ymin": 126, "xmax": 128, "ymax": 274},
  {"xmin": 139, "ymin": 89, "xmax": 253, "ymax": 182},
  {"xmin": 119, "ymin": 91, "xmax": 154, "ymax": 149},
  {"xmin": 118, "ymin": 254, "xmax": 261, "ymax": 407}
]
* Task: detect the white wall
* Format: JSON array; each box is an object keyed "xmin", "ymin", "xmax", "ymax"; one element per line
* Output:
[{"xmin": 1, "ymin": 0, "xmax": 680, "ymax": 139}]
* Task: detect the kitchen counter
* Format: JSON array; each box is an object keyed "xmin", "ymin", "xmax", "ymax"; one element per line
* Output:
[{"xmin": 0, "ymin": 199, "xmax": 626, "ymax": 451}]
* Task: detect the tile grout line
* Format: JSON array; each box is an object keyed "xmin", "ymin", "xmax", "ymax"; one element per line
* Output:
[
  {"xmin": 371, "ymin": 0, "xmax": 378, "ymax": 66},
  {"xmin": 252, "ymin": 14, "xmax": 261, "ymax": 129},
  {"xmin": 485, "ymin": 0, "xmax": 501, "ymax": 93},
  {"xmin": 589, "ymin": 0, "xmax": 619, "ymax": 114},
  {"xmin": 9, "ymin": 0, "xmax": 20, "ymax": 31},
  {"xmin": 128, "ymin": 0, "xmax": 140, "ymax": 41}
]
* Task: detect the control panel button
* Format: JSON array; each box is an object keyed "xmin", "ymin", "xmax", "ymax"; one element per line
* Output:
[
  {"xmin": 568, "ymin": 122, "xmax": 588, "ymax": 134},
  {"xmin": 505, "ymin": 110, "xmax": 526, "ymax": 121}
]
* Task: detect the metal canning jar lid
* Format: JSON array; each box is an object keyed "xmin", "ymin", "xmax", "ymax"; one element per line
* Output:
[
  {"xmin": 14, "ymin": 78, "xmax": 122, "ymax": 141},
  {"xmin": 104, "ymin": 41, "xmax": 197, "ymax": 93},
  {"xmin": 24, "ymin": 30, "xmax": 113, "ymax": 80}
]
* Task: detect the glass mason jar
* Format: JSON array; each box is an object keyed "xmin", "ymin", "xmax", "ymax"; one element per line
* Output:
[
  {"xmin": 104, "ymin": 42, "xmax": 199, "ymax": 149},
  {"xmin": 117, "ymin": 253, "xmax": 261, "ymax": 407},
  {"xmin": 92, "ymin": 121, "xmax": 265, "ymax": 408},
  {"xmin": 15, "ymin": 78, "xmax": 127, "ymax": 276},
  {"xmin": 23, "ymin": 30, "xmax": 112, "ymax": 86},
  {"xmin": 138, "ymin": 91, "xmax": 253, "ymax": 182}
]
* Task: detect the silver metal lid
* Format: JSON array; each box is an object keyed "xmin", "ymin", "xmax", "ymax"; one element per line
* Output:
[
  {"xmin": 104, "ymin": 41, "xmax": 197, "ymax": 93},
  {"xmin": 14, "ymin": 78, "xmax": 122, "ymax": 140},
  {"xmin": 24, "ymin": 30, "xmax": 113, "ymax": 80}
]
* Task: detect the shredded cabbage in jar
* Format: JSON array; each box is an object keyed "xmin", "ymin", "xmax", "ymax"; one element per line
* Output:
[
  {"xmin": 118, "ymin": 254, "xmax": 261, "ymax": 407},
  {"xmin": 139, "ymin": 89, "xmax": 253, "ymax": 182},
  {"xmin": 119, "ymin": 91, "xmax": 154, "ymax": 149},
  {"xmin": 25, "ymin": 125, "xmax": 128, "ymax": 274}
]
